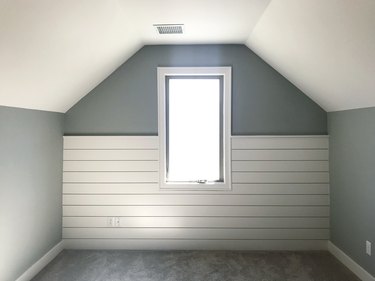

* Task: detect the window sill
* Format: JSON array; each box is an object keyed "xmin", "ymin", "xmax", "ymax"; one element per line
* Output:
[{"xmin": 159, "ymin": 182, "xmax": 232, "ymax": 191}]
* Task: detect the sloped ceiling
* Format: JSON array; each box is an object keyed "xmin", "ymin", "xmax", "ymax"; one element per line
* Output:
[
  {"xmin": 0, "ymin": 0, "xmax": 374, "ymax": 113},
  {"xmin": 247, "ymin": 0, "xmax": 375, "ymax": 112},
  {"xmin": 0, "ymin": 0, "xmax": 270, "ymax": 112}
]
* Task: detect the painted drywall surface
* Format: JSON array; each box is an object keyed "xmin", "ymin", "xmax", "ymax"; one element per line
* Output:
[
  {"xmin": 65, "ymin": 45, "xmax": 327, "ymax": 135},
  {"xmin": 0, "ymin": 106, "xmax": 64, "ymax": 281},
  {"xmin": 329, "ymin": 107, "xmax": 375, "ymax": 276}
]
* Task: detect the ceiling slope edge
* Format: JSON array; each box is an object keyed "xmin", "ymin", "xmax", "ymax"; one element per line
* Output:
[
  {"xmin": 244, "ymin": 41, "xmax": 328, "ymax": 112},
  {"xmin": 62, "ymin": 43, "xmax": 143, "ymax": 113},
  {"xmin": 245, "ymin": 0, "xmax": 375, "ymax": 113}
]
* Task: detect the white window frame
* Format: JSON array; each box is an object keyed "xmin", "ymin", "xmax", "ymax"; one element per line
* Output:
[{"xmin": 158, "ymin": 66, "xmax": 232, "ymax": 190}]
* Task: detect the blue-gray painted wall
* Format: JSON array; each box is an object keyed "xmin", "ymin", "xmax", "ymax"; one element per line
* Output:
[
  {"xmin": 329, "ymin": 107, "xmax": 375, "ymax": 276},
  {"xmin": 64, "ymin": 45, "xmax": 327, "ymax": 135},
  {"xmin": 0, "ymin": 106, "xmax": 64, "ymax": 281}
]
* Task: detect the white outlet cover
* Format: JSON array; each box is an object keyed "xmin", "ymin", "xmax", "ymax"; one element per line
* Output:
[
  {"xmin": 108, "ymin": 217, "xmax": 118, "ymax": 227},
  {"xmin": 366, "ymin": 241, "xmax": 371, "ymax": 256},
  {"xmin": 115, "ymin": 217, "xmax": 120, "ymax": 227}
]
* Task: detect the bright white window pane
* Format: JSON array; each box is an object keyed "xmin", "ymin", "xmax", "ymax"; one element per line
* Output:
[{"xmin": 167, "ymin": 78, "xmax": 221, "ymax": 182}]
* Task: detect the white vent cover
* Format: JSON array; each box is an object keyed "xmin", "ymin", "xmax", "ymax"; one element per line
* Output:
[{"xmin": 154, "ymin": 24, "xmax": 184, "ymax": 34}]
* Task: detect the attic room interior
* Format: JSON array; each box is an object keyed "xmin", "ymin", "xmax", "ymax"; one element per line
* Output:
[{"xmin": 1, "ymin": 0, "xmax": 375, "ymax": 280}]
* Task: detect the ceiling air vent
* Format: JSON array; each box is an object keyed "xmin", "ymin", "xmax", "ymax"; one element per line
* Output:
[{"xmin": 154, "ymin": 24, "xmax": 184, "ymax": 35}]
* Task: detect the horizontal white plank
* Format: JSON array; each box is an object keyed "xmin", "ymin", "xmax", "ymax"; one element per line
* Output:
[
  {"xmin": 63, "ymin": 161, "xmax": 159, "ymax": 172},
  {"xmin": 231, "ymin": 136, "xmax": 328, "ymax": 149},
  {"xmin": 63, "ymin": 217, "xmax": 329, "ymax": 228},
  {"xmin": 63, "ymin": 172, "xmax": 330, "ymax": 185},
  {"xmin": 64, "ymin": 136, "xmax": 159, "ymax": 149},
  {"xmin": 63, "ymin": 194, "xmax": 329, "ymax": 206},
  {"xmin": 231, "ymin": 150, "xmax": 328, "ymax": 161},
  {"xmin": 232, "ymin": 183, "xmax": 329, "ymax": 194},
  {"xmin": 63, "ymin": 205, "xmax": 330, "ymax": 217},
  {"xmin": 63, "ymin": 150, "xmax": 158, "ymax": 161},
  {"xmin": 62, "ymin": 194, "xmax": 329, "ymax": 206},
  {"xmin": 232, "ymin": 161, "xmax": 329, "ymax": 172},
  {"xmin": 63, "ymin": 183, "xmax": 159, "ymax": 194},
  {"xmin": 232, "ymin": 172, "xmax": 329, "ymax": 184},
  {"xmin": 64, "ymin": 239, "xmax": 327, "ymax": 250},
  {"xmin": 63, "ymin": 172, "xmax": 159, "ymax": 183},
  {"xmin": 63, "ymin": 183, "xmax": 329, "ymax": 195},
  {"xmin": 63, "ymin": 228, "xmax": 329, "ymax": 240}
]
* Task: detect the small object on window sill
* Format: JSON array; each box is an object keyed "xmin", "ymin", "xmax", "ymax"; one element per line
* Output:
[{"xmin": 196, "ymin": 180, "xmax": 207, "ymax": 184}]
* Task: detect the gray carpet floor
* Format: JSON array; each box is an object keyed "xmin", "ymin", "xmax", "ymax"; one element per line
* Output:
[{"xmin": 32, "ymin": 250, "xmax": 360, "ymax": 281}]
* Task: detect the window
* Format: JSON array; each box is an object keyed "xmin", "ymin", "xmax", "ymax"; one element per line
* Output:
[{"xmin": 158, "ymin": 67, "xmax": 231, "ymax": 190}]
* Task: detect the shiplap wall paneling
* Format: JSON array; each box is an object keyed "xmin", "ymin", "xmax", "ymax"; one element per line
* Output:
[
  {"xmin": 63, "ymin": 136, "xmax": 329, "ymax": 250},
  {"xmin": 63, "ymin": 206, "xmax": 330, "ymax": 217},
  {"xmin": 63, "ymin": 228, "xmax": 329, "ymax": 240},
  {"xmin": 65, "ymin": 240, "xmax": 328, "ymax": 251},
  {"xmin": 63, "ymin": 194, "xmax": 329, "ymax": 206},
  {"xmin": 63, "ymin": 217, "xmax": 329, "ymax": 228},
  {"xmin": 63, "ymin": 183, "xmax": 329, "ymax": 194}
]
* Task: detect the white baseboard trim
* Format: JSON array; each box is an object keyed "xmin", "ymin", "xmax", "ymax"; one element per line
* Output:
[
  {"xmin": 16, "ymin": 240, "xmax": 64, "ymax": 281},
  {"xmin": 328, "ymin": 241, "xmax": 375, "ymax": 281}
]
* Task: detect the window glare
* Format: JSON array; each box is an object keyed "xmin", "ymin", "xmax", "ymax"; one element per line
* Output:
[{"xmin": 167, "ymin": 78, "xmax": 221, "ymax": 182}]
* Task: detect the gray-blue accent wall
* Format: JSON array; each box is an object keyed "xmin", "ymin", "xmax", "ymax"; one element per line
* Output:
[
  {"xmin": 0, "ymin": 106, "xmax": 64, "ymax": 281},
  {"xmin": 329, "ymin": 107, "xmax": 375, "ymax": 276},
  {"xmin": 64, "ymin": 45, "xmax": 327, "ymax": 135}
]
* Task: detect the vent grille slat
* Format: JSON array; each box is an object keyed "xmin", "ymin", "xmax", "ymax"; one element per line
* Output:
[{"xmin": 154, "ymin": 24, "xmax": 184, "ymax": 35}]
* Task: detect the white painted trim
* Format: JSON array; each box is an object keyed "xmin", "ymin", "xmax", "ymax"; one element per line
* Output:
[
  {"xmin": 231, "ymin": 135, "xmax": 329, "ymax": 138},
  {"xmin": 328, "ymin": 241, "xmax": 375, "ymax": 281},
  {"xmin": 157, "ymin": 66, "xmax": 232, "ymax": 191},
  {"xmin": 16, "ymin": 241, "xmax": 64, "ymax": 281},
  {"xmin": 231, "ymin": 135, "xmax": 329, "ymax": 150},
  {"xmin": 63, "ymin": 136, "xmax": 159, "ymax": 150}
]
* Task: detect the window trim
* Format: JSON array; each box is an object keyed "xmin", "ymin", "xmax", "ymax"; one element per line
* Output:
[{"xmin": 157, "ymin": 67, "xmax": 232, "ymax": 190}]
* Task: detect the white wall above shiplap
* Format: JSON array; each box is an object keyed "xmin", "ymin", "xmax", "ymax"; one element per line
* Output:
[{"xmin": 63, "ymin": 135, "xmax": 330, "ymax": 250}]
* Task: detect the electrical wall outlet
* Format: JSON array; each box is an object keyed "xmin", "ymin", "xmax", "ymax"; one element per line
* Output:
[
  {"xmin": 108, "ymin": 217, "xmax": 120, "ymax": 227},
  {"xmin": 108, "ymin": 217, "xmax": 114, "ymax": 227},
  {"xmin": 115, "ymin": 217, "xmax": 120, "ymax": 227},
  {"xmin": 366, "ymin": 241, "xmax": 371, "ymax": 256}
]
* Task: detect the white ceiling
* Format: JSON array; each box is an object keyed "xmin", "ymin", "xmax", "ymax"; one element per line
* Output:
[
  {"xmin": 0, "ymin": 0, "xmax": 374, "ymax": 113},
  {"xmin": 247, "ymin": 0, "xmax": 375, "ymax": 112}
]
